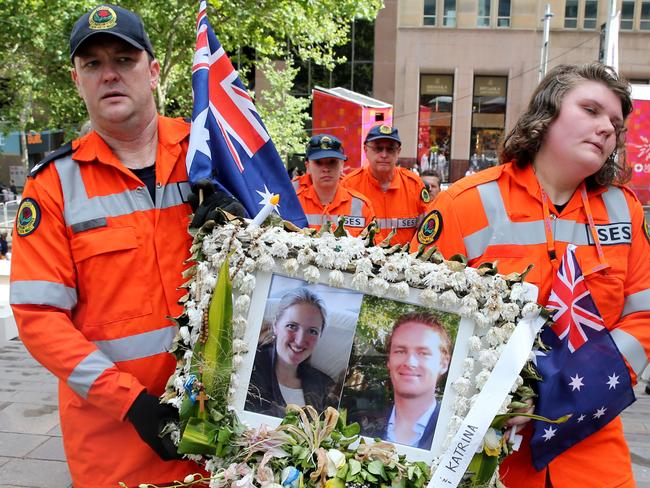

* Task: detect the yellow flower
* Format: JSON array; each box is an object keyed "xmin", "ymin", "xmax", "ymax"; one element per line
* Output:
[{"xmin": 324, "ymin": 479, "xmax": 345, "ymax": 488}]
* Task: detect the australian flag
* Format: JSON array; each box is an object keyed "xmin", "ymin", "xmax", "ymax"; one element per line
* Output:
[
  {"xmin": 530, "ymin": 244, "xmax": 635, "ymax": 470},
  {"xmin": 185, "ymin": 1, "xmax": 307, "ymax": 227}
]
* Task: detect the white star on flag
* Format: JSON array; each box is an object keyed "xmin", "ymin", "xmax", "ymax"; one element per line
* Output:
[
  {"xmin": 593, "ymin": 407, "xmax": 607, "ymax": 419},
  {"xmin": 569, "ymin": 374, "xmax": 584, "ymax": 392},
  {"xmin": 542, "ymin": 426, "xmax": 557, "ymax": 441},
  {"xmin": 607, "ymin": 373, "xmax": 620, "ymax": 390},
  {"xmin": 186, "ymin": 107, "xmax": 211, "ymax": 167},
  {"xmin": 577, "ymin": 414, "xmax": 586, "ymax": 422},
  {"xmin": 256, "ymin": 185, "xmax": 280, "ymax": 213}
]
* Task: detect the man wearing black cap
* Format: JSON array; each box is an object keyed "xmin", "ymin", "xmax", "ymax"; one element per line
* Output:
[
  {"xmin": 293, "ymin": 134, "xmax": 375, "ymax": 236},
  {"xmin": 10, "ymin": 5, "xmax": 213, "ymax": 487},
  {"xmin": 342, "ymin": 124, "xmax": 429, "ymax": 245}
]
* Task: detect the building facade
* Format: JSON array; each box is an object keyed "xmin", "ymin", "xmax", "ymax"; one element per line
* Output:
[{"xmin": 373, "ymin": 0, "xmax": 650, "ymax": 181}]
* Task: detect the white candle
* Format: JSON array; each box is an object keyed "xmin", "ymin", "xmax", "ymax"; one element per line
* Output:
[{"xmin": 248, "ymin": 194, "xmax": 280, "ymax": 229}]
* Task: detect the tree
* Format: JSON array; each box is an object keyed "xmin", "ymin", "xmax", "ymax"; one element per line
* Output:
[{"xmin": 0, "ymin": 0, "xmax": 383, "ymax": 163}]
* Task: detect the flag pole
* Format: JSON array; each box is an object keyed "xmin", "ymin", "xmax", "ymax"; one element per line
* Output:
[{"xmin": 539, "ymin": 4, "xmax": 553, "ymax": 82}]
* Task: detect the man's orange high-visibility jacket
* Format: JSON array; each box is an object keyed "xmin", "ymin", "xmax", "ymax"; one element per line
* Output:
[
  {"xmin": 343, "ymin": 166, "xmax": 428, "ymax": 245},
  {"xmin": 10, "ymin": 116, "xmax": 201, "ymax": 488},
  {"xmin": 413, "ymin": 162, "xmax": 650, "ymax": 488},
  {"xmin": 293, "ymin": 173, "xmax": 376, "ymax": 236}
]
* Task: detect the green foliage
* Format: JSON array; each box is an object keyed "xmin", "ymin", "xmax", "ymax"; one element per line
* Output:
[{"xmin": 0, "ymin": 0, "xmax": 383, "ymax": 151}]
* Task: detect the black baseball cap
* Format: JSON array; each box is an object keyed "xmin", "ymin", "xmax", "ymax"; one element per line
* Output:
[
  {"xmin": 306, "ymin": 134, "xmax": 347, "ymax": 161},
  {"xmin": 364, "ymin": 124, "xmax": 402, "ymax": 145},
  {"xmin": 70, "ymin": 4, "xmax": 155, "ymax": 61}
]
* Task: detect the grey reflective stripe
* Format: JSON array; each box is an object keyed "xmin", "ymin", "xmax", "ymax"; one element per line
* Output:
[
  {"xmin": 463, "ymin": 182, "xmax": 632, "ymax": 260},
  {"xmin": 71, "ymin": 217, "xmax": 107, "ymax": 234},
  {"xmin": 622, "ymin": 289, "xmax": 650, "ymax": 316},
  {"xmin": 610, "ymin": 328, "xmax": 648, "ymax": 376},
  {"xmin": 292, "ymin": 180, "xmax": 299, "ymax": 191},
  {"xmin": 10, "ymin": 280, "xmax": 77, "ymax": 310},
  {"xmin": 157, "ymin": 181, "xmax": 191, "ymax": 209},
  {"xmin": 93, "ymin": 326, "xmax": 177, "ymax": 362},
  {"xmin": 602, "ymin": 186, "xmax": 630, "ymax": 223},
  {"xmin": 306, "ymin": 213, "xmax": 327, "ymax": 226},
  {"xmin": 67, "ymin": 349, "xmax": 115, "ymax": 399},
  {"xmin": 55, "ymin": 156, "xmax": 190, "ymax": 227},
  {"xmin": 350, "ymin": 197, "xmax": 363, "ymax": 217},
  {"xmin": 376, "ymin": 217, "xmax": 420, "ymax": 229}
]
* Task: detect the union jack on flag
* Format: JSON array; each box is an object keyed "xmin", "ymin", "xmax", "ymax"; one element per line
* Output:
[
  {"xmin": 185, "ymin": 1, "xmax": 307, "ymax": 227},
  {"xmin": 530, "ymin": 244, "xmax": 634, "ymax": 470},
  {"xmin": 546, "ymin": 244, "xmax": 605, "ymax": 352}
]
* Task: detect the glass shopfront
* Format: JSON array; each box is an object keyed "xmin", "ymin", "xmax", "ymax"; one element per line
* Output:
[
  {"xmin": 470, "ymin": 76, "xmax": 507, "ymax": 173},
  {"xmin": 418, "ymin": 74, "xmax": 453, "ymax": 181}
]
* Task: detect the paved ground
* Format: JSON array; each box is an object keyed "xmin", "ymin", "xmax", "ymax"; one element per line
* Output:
[{"xmin": 0, "ymin": 338, "xmax": 648, "ymax": 488}]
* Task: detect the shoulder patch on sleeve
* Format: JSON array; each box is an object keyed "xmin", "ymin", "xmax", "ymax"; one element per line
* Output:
[
  {"xmin": 16, "ymin": 198, "xmax": 41, "ymax": 237},
  {"xmin": 421, "ymin": 187, "xmax": 431, "ymax": 203},
  {"xmin": 29, "ymin": 142, "xmax": 73, "ymax": 178},
  {"xmin": 416, "ymin": 209, "xmax": 443, "ymax": 245}
]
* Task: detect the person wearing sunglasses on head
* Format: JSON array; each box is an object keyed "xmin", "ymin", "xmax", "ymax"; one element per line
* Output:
[
  {"xmin": 342, "ymin": 125, "xmax": 429, "ymax": 245},
  {"xmin": 293, "ymin": 134, "xmax": 375, "ymax": 237}
]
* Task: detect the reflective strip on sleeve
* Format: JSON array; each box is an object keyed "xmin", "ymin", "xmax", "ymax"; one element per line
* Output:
[
  {"xmin": 462, "ymin": 182, "xmax": 633, "ymax": 260},
  {"xmin": 93, "ymin": 326, "xmax": 177, "ymax": 362},
  {"xmin": 305, "ymin": 213, "xmax": 329, "ymax": 226},
  {"xmin": 610, "ymin": 328, "xmax": 648, "ymax": 376},
  {"xmin": 602, "ymin": 187, "xmax": 631, "ymax": 223},
  {"xmin": 55, "ymin": 156, "xmax": 190, "ymax": 228},
  {"xmin": 622, "ymin": 289, "xmax": 650, "ymax": 317},
  {"xmin": 67, "ymin": 349, "xmax": 115, "ymax": 399},
  {"xmin": 350, "ymin": 197, "xmax": 363, "ymax": 217},
  {"xmin": 10, "ymin": 280, "xmax": 77, "ymax": 310},
  {"xmin": 157, "ymin": 181, "xmax": 191, "ymax": 209},
  {"xmin": 292, "ymin": 180, "xmax": 299, "ymax": 191},
  {"xmin": 67, "ymin": 325, "xmax": 177, "ymax": 399},
  {"xmin": 376, "ymin": 217, "xmax": 420, "ymax": 229}
]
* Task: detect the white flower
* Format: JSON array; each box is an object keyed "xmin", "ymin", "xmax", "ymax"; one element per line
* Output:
[
  {"xmin": 499, "ymin": 394, "xmax": 514, "ymax": 415},
  {"xmin": 379, "ymin": 261, "xmax": 400, "ymax": 282},
  {"xmin": 283, "ymin": 258, "xmax": 299, "ymax": 276},
  {"xmin": 467, "ymin": 335, "xmax": 482, "ymax": 353},
  {"xmin": 179, "ymin": 326, "xmax": 190, "ymax": 344},
  {"xmin": 315, "ymin": 246, "xmax": 336, "ymax": 268},
  {"xmin": 522, "ymin": 302, "xmax": 540, "ymax": 318},
  {"xmin": 453, "ymin": 395, "xmax": 470, "ymax": 416},
  {"xmin": 240, "ymin": 274, "xmax": 256, "ymax": 295},
  {"xmin": 297, "ymin": 247, "xmax": 315, "ymax": 265},
  {"xmin": 391, "ymin": 281, "xmax": 410, "ymax": 299},
  {"xmin": 184, "ymin": 474, "xmax": 198, "ymax": 484},
  {"xmin": 478, "ymin": 349, "xmax": 499, "ymax": 370},
  {"xmin": 483, "ymin": 428, "xmax": 503, "ymax": 453},
  {"xmin": 475, "ymin": 370, "xmax": 491, "ymax": 390},
  {"xmin": 270, "ymin": 241, "xmax": 289, "ymax": 258},
  {"xmin": 368, "ymin": 247, "xmax": 386, "ymax": 264},
  {"xmin": 453, "ymin": 376, "xmax": 471, "ymax": 396},
  {"xmin": 463, "ymin": 357, "xmax": 475, "ymax": 377},
  {"xmin": 304, "ymin": 266, "xmax": 320, "ymax": 283},
  {"xmin": 234, "ymin": 295, "xmax": 251, "ymax": 314},
  {"xmin": 439, "ymin": 290, "xmax": 460, "ymax": 308},
  {"xmin": 420, "ymin": 288, "xmax": 438, "ymax": 306},
  {"xmin": 459, "ymin": 295, "xmax": 479, "ymax": 315},
  {"xmin": 510, "ymin": 375, "xmax": 524, "ymax": 393},
  {"xmin": 369, "ymin": 277, "xmax": 390, "ymax": 295},
  {"xmin": 258, "ymin": 254, "xmax": 275, "ymax": 272},
  {"xmin": 351, "ymin": 272, "xmax": 369, "ymax": 291},
  {"xmin": 355, "ymin": 257, "xmax": 373, "ymax": 275},
  {"xmin": 328, "ymin": 270, "xmax": 345, "ymax": 288},
  {"xmin": 326, "ymin": 449, "xmax": 346, "ymax": 477},
  {"xmin": 473, "ymin": 311, "xmax": 492, "ymax": 329}
]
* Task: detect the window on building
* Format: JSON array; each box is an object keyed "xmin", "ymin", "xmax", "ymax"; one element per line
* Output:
[
  {"xmin": 477, "ymin": 0, "xmax": 491, "ymax": 27},
  {"xmin": 498, "ymin": 0, "xmax": 511, "ymax": 27},
  {"xmin": 584, "ymin": 0, "xmax": 598, "ymax": 29},
  {"xmin": 443, "ymin": 0, "xmax": 457, "ymax": 27},
  {"xmin": 424, "ymin": 0, "xmax": 436, "ymax": 26},
  {"xmin": 621, "ymin": 0, "xmax": 635, "ymax": 30},
  {"xmin": 565, "ymin": 0, "xmax": 578, "ymax": 28},
  {"xmin": 641, "ymin": 1, "xmax": 650, "ymax": 30},
  {"xmin": 471, "ymin": 76, "xmax": 507, "ymax": 171},
  {"xmin": 419, "ymin": 75, "xmax": 454, "ymax": 181}
]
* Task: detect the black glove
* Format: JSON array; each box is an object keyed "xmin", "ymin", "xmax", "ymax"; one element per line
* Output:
[
  {"xmin": 188, "ymin": 179, "xmax": 248, "ymax": 228},
  {"xmin": 127, "ymin": 391, "xmax": 182, "ymax": 461}
]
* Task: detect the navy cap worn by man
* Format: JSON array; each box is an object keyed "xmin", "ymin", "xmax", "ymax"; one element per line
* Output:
[
  {"xmin": 364, "ymin": 124, "xmax": 402, "ymax": 146},
  {"xmin": 306, "ymin": 134, "xmax": 348, "ymax": 161},
  {"xmin": 69, "ymin": 4, "xmax": 155, "ymax": 60}
]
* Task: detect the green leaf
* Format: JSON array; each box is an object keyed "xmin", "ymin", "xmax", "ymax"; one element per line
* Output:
[
  {"xmin": 177, "ymin": 417, "xmax": 218, "ymax": 455},
  {"xmin": 348, "ymin": 459, "xmax": 362, "ymax": 476},
  {"xmin": 368, "ymin": 460, "xmax": 386, "ymax": 479}
]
